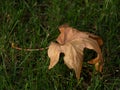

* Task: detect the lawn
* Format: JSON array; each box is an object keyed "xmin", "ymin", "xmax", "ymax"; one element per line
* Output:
[{"xmin": 0, "ymin": 0, "xmax": 120, "ymax": 90}]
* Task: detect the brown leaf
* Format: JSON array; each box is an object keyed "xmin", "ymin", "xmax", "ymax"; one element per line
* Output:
[{"xmin": 48, "ymin": 24, "xmax": 103, "ymax": 79}]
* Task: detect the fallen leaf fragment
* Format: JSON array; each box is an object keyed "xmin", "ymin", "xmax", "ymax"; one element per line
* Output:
[
  {"xmin": 48, "ymin": 42, "xmax": 61, "ymax": 69},
  {"xmin": 48, "ymin": 24, "xmax": 103, "ymax": 79}
]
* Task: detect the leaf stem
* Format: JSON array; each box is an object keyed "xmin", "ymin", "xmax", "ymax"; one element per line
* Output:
[{"xmin": 11, "ymin": 43, "xmax": 48, "ymax": 51}]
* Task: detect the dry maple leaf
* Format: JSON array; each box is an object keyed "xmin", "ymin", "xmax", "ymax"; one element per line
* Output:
[{"xmin": 48, "ymin": 24, "xmax": 103, "ymax": 79}]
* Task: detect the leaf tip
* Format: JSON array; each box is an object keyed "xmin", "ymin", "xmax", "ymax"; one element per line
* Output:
[{"xmin": 48, "ymin": 65, "xmax": 52, "ymax": 69}]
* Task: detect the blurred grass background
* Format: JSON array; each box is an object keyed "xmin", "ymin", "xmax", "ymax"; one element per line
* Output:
[{"xmin": 0, "ymin": 0, "xmax": 120, "ymax": 90}]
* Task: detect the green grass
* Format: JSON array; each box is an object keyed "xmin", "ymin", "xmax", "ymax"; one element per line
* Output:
[{"xmin": 0, "ymin": 0, "xmax": 120, "ymax": 90}]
